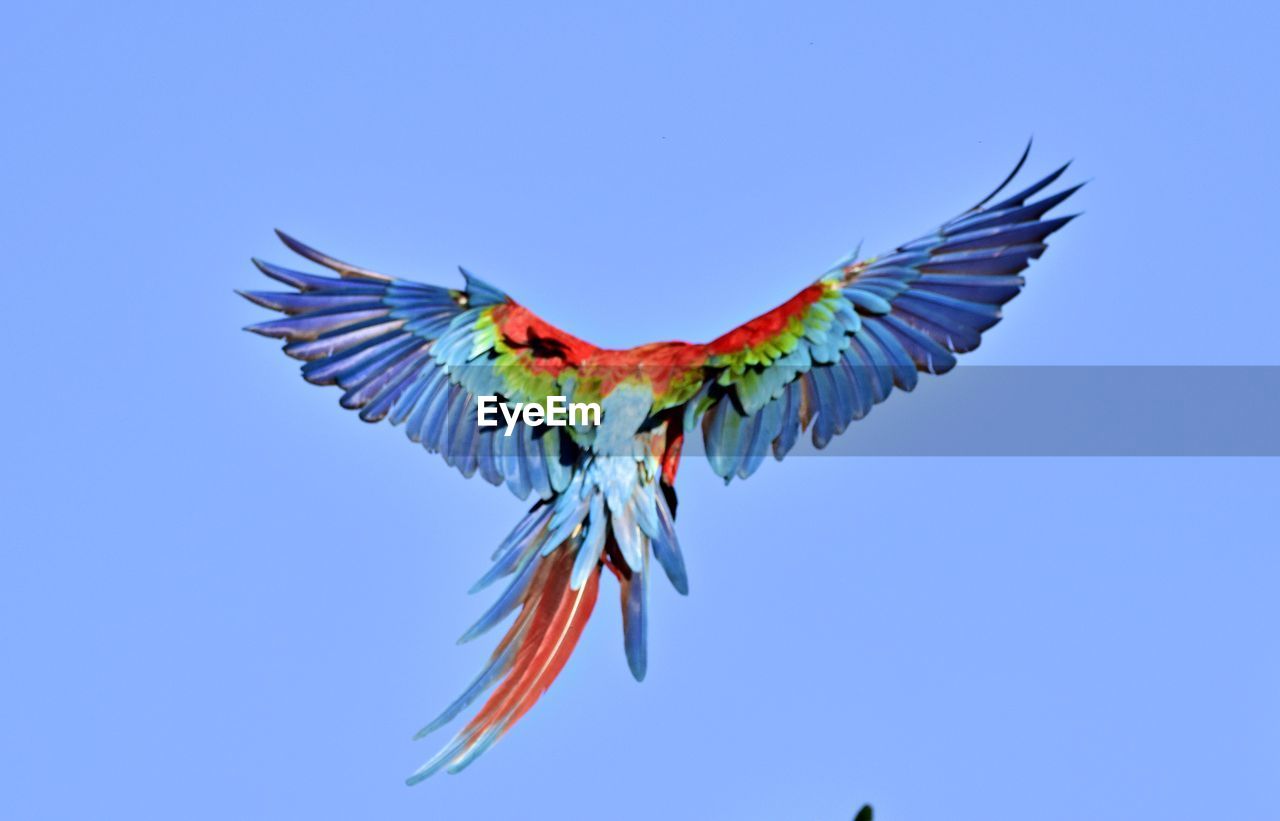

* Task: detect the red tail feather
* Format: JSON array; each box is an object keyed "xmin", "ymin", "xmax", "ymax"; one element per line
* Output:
[{"xmin": 463, "ymin": 548, "xmax": 600, "ymax": 742}]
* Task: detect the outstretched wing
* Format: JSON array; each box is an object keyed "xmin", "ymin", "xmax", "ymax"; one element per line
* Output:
[
  {"xmin": 239, "ymin": 232, "xmax": 600, "ymax": 500},
  {"xmin": 684, "ymin": 147, "xmax": 1082, "ymax": 482}
]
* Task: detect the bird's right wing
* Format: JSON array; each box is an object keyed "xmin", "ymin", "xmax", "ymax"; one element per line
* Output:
[{"xmin": 682, "ymin": 148, "xmax": 1082, "ymax": 482}]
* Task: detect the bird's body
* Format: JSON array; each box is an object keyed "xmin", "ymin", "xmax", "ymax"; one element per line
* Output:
[{"xmin": 240, "ymin": 147, "xmax": 1080, "ymax": 781}]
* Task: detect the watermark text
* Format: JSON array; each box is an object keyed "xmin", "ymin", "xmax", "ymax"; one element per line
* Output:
[{"xmin": 476, "ymin": 395, "xmax": 601, "ymax": 435}]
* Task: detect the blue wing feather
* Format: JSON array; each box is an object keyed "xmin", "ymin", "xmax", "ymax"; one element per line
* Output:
[
  {"xmin": 695, "ymin": 152, "xmax": 1081, "ymax": 482},
  {"xmin": 241, "ymin": 238, "xmax": 575, "ymax": 501}
]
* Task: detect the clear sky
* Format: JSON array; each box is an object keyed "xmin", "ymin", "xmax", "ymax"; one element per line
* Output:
[{"xmin": 3, "ymin": 2, "xmax": 1277, "ymax": 820}]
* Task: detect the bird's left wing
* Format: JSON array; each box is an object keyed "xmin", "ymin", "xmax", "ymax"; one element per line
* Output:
[
  {"xmin": 681, "ymin": 150, "xmax": 1082, "ymax": 482},
  {"xmin": 239, "ymin": 232, "xmax": 598, "ymax": 500}
]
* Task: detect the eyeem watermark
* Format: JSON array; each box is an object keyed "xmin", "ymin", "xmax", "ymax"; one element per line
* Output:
[{"xmin": 476, "ymin": 395, "xmax": 602, "ymax": 436}]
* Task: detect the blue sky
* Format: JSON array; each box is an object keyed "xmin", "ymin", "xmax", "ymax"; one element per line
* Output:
[{"xmin": 3, "ymin": 2, "xmax": 1276, "ymax": 820}]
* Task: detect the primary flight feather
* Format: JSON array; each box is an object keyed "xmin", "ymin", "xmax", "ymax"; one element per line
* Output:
[{"xmin": 239, "ymin": 145, "xmax": 1080, "ymax": 782}]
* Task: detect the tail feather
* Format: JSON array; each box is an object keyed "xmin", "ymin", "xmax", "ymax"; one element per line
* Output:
[
  {"xmin": 469, "ymin": 504, "xmax": 552, "ymax": 594},
  {"xmin": 411, "ymin": 466, "xmax": 686, "ymax": 782},
  {"xmin": 651, "ymin": 489, "xmax": 688, "ymax": 595},
  {"xmin": 616, "ymin": 544, "xmax": 649, "ymax": 681},
  {"xmin": 408, "ymin": 545, "xmax": 600, "ymax": 783},
  {"xmin": 456, "ymin": 546, "xmax": 544, "ymax": 645},
  {"xmin": 476, "ymin": 554, "xmax": 599, "ymax": 732},
  {"xmin": 413, "ymin": 616, "xmax": 531, "ymax": 739}
]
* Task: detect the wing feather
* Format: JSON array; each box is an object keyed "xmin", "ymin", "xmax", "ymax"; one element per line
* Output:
[
  {"xmin": 686, "ymin": 149, "xmax": 1081, "ymax": 482},
  {"xmin": 240, "ymin": 233, "xmax": 594, "ymax": 499}
]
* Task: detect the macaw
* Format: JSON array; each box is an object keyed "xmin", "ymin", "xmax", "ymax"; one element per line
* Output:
[{"xmin": 239, "ymin": 146, "xmax": 1080, "ymax": 782}]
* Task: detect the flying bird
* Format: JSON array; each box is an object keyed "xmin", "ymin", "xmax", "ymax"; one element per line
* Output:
[{"xmin": 239, "ymin": 145, "xmax": 1080, "ymax": 782}]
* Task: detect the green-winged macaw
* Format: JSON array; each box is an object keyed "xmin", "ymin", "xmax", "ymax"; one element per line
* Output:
[{"xmin": 240, "ymin": 146, "xmax": 1080, "ymax": 782}]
